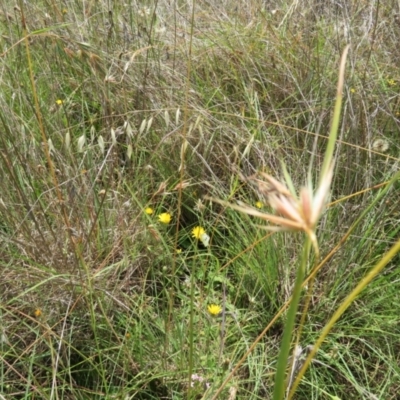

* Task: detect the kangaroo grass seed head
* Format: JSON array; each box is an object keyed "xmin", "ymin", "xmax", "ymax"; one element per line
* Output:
[{"xmin": 205, "ymin": 163, "xmax": 333, "ymax": 258}]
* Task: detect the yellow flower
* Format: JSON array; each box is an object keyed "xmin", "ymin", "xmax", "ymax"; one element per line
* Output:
[
  {"xmin": 192, "ymin": 226, "xmax": 206, "ymax": 239},
  {"xmin": 34, "ymin": 309, "xmax": 42, "ymax": 317},
  {"xmin": 176, "ymin": 248, "xmax": 182, "ymax": 254},
  {"xmin": 144, "ymin": 207, "xmax": 154, "ymax": 215},
  {"xmin": 255, "ymin": 201, "xmax": 263, "ymax": 209},
  {"xmin": 192, "ymin": 226, "xmax": 210, "ymax": 246},
  {"xmin": 56, "ymin": 99, "xmax": 63, "ymax": 105},
  {"xmin": 350, "ymin": 87, "xmax": 356, "ymax": 93},
  {"xmin": 158, "ymin": 212, "xmax": 172, "ymax": 224},
  {"xmin": 387, "ymin": 78, "xmax": 396, "ymax": 87},
  {"xmin": 207, "ymin": 304, "xmax": 222, "ymax": 316}
]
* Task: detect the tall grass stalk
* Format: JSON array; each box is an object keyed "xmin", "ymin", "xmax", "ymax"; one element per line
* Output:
[
  {"xmin": 272, "ymin": 237, "xmax": 312, "ymax": 400},
  {"xmin": 271, "ymin": 45, "xmax": 349, "ymax": 400}
]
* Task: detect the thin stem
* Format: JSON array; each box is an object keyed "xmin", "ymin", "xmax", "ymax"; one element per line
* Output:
[
  {"xmin": 185, "ymin": 2, "xmax": 197, "ymax": 393},
  {"xmin": 272, "ymin": 237, "xmax": 311, "ymax": 400},
  {"xmin": 187, "ymin": 258, "xmax": 196, "ymax": 398}
]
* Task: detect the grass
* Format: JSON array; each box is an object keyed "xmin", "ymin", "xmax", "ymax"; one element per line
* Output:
[{"xmin": 1, "ymin": 0, "xmax": 400, "ymax": 399}]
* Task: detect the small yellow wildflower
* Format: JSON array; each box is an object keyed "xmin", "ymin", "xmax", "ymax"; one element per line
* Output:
[
  {"xmin": 145, "ymin": 207, "xmax": 154, "ymax": 215},
  {"xmin": 176, "ymin": 248, "xmax": 182, "ymax": 254},
  {"xmin": 192, "ymin": 226, "xmax": 210, "ymax": 247},
  {"xmin": 255, "ymin": 201, "xmax": 263, "ymax": 209},
  {"xmin": 387, "ymin": 78, "xmax": 396, "ymax": 87},
  {"xmin": 207, "ymin": 304, "xmax": 222, "ymax": 316},
  {"xmin": 158, "ymin": 212, "xmax": 172, "ymax": 224},
  {"xmin": 34, "ymin": 309, "xmax": 42, "ymax": 317},
  {"xmin": 192, "ymin": 226, "xmax": 206, "ymax": 239},
  {"xmin": 56, "ymin": 99, "xmax": 63, "ymax": 105},
  {"xmin": 350, "ymin": 88, "xmax": 356, "ymax": 93}
]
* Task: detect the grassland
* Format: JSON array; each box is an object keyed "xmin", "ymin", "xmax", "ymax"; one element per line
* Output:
[{"xmin": 1, "ymin": 0, "xmax": 400, "ymax": 399}]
